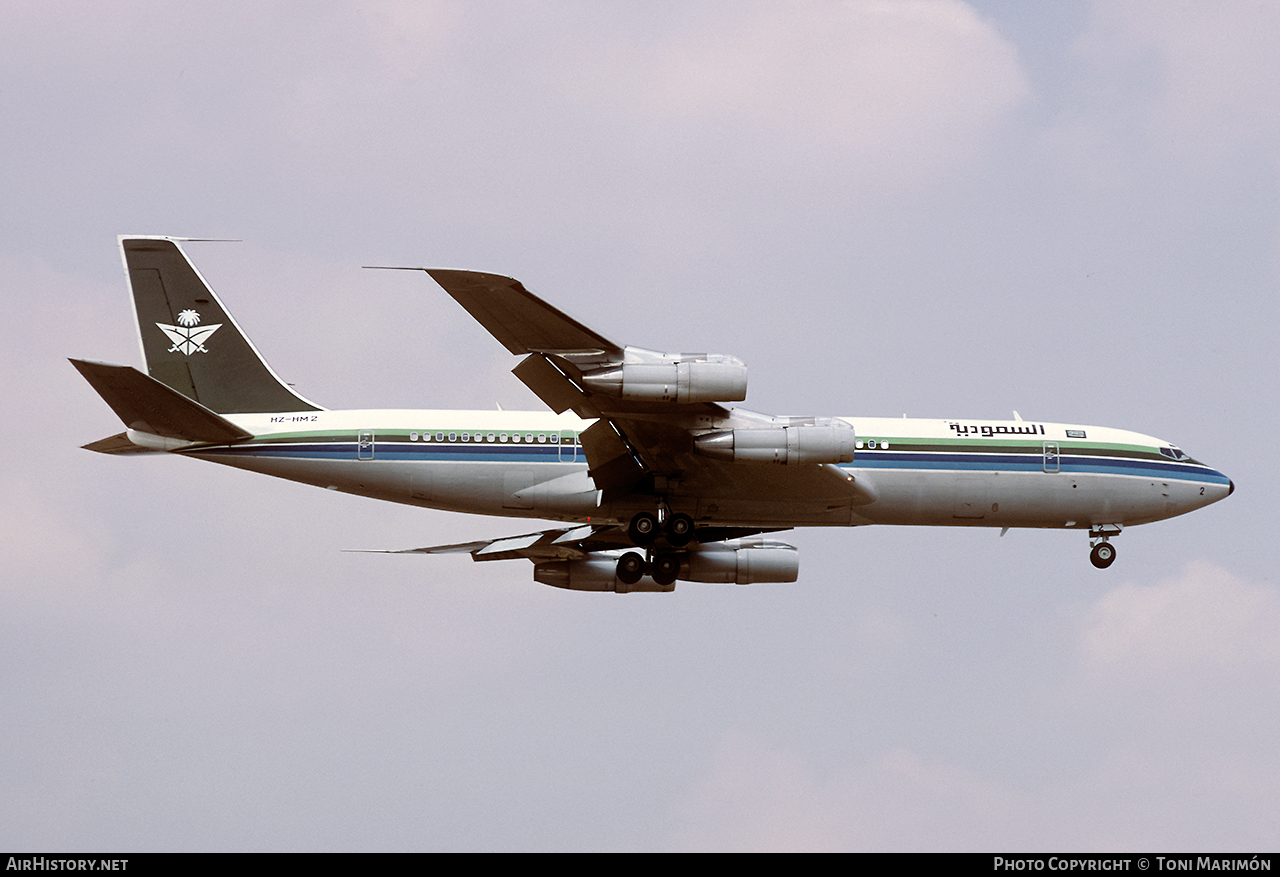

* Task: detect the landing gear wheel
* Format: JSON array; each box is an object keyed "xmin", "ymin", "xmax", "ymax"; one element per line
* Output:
[
  {"xmin": 665, "ymin": 513, "xmax": 695, "ymax": 547},
  {"xmin": 616, "ymin": 552, "xmax": 645, "ymax": 585},
  {"xmin": 628, "ymin": 512, "xmax": 659, "ymax": 546},
  {"xmin": 651, "ymin": 554, "xmax": 680, "ymax": 586},
  {"xmin": 1090, "ymin": 542, "xmax": 1116, "ymax": 569}
]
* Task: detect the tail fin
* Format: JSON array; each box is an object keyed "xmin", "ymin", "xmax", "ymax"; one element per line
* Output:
[{"xmin": 121, "ymin": 236, "xmax": 322, "ymax": 414}]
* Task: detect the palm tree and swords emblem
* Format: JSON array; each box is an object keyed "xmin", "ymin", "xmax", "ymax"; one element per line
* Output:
[{"xmin": 156, "ymin": 309, "xmax": 222, "ymax": 355}]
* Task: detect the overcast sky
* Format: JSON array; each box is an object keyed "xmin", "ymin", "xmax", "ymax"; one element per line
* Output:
[{"xmin": 2, "ymin": 0, "xmax": 1277, "ymax": 851}]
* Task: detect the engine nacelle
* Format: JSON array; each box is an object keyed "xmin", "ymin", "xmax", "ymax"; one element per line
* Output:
[
  {"xmin": 531, "ymin": 539, "xmax": 799, "ymax": 591},
  {"xmin": 533, "ymin": 558, "xmax": 675, "ymax": 593},
  {"xmin": 581, "ymin": 358, "xmax": 747, "ymax": 403},
  {"xmin": 684, "ymin": 540, "xmax": 800, "ymax": 584},
  {"xmin": 693, "ymin": 419, "xmax": 855, "ymax": 465}
]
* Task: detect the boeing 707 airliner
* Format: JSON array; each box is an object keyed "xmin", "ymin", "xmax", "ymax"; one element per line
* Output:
[{"xmin": 72, "ymin": 236, "xmax": 1233, "ymax": 591}]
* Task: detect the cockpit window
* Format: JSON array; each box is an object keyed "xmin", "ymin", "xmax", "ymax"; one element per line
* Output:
[{"xmin": 1159, "ymin": 446, "xmax": 1190, "ymax": 461}]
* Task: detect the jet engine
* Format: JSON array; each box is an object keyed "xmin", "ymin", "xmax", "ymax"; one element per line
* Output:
[
  {"xmin": 581, "ymin": 353, "xmax": 747, "ymax": 404},
  {"xmin": 693, "ymin": 418, "xmax": 855, "ymax": 465},
  {"xmin": 532, "ymin": 539, "xmax": 799, "ymax": 592},
  {"xmin": 533, "ymin": 557, "xmax": 675, "ymax": 593},
  {"xmin": 682, "ymin": 539, "xmax": 800, "ymax": 584}
]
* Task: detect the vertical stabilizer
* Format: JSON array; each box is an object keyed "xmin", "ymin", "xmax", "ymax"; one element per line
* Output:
[{"xmin": 121, "ymin": 236, "xmax": 322, "ymax": 413}]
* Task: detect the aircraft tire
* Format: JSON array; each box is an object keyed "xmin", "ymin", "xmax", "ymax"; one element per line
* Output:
[
  {"xmin": 652, "ymin": 554, "xmax": 680, "ymax": 586},
  {"xmin": 1090, "ymin": 542, "xmax": 1116, "ymax": 569},
  {"xmin": 665, "ymin": 513, "xmax": 695, "ymax": 547},
  {"xmin": 628, "ymin": 512, "xmax": 659, "ymax": 546},
  {"xmin": 617, "ymin": 552, "xmax": 646, "ymax": 585}
]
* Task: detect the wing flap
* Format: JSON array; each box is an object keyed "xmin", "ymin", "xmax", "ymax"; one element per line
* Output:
[
  {"xmin": 512, "ymin": 353, "xmax": 599, "ymax": 417},
  {"xmin": 579, "ymin": 420, "xmax": 642, "ymax": 486}
]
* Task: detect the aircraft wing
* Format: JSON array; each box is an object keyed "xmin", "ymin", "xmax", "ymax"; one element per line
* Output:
[
  {"xmin": 352, "ymin": 524, "xmax": 636, "ymax": 562},
  {"xmin": 420, "ymin": 270, "xmax": 730, "ymax": 488},
  {"xmin": 350, "ymin": 523, "xmax": 784, "ymax": 563},
  {"xmin": 418, "ymin": 269, "xmax": 871, "ymax": 510},
  {"xmin": 425, "ymin": 269, "xmax": 622, "ymax": 356}
]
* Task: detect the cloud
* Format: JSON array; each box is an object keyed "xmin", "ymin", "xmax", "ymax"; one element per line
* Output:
[
  {"xmin": 1059, "ymin": 0, "xmax": 1280, "ymax": 179},
  {"xmin": 664, "ymin": 563, "xmax": 1280, "ymax": 851},
  {"xmin": 5, "ymin": 1, "xmax": 1278, "ymax": 851},
  {"xmin": 668, "ymin": 735, "xmax": 1017, "ymax": 851},
  {"xmin": 0, "ymin": 2, "xmax": 1028, "ymax": 194},
  {"xmin": 563, "ymin": 0, "xmax": 1029, "ymax": 186},
  {"xmin": 1079, "ymin": 561, "xmax": 1280, "ymax": 681}
]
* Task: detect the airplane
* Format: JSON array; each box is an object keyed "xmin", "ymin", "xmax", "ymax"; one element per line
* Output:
[{"xmin": 72, "ymin": 235, "xmax": 1234, "ymax": 592}]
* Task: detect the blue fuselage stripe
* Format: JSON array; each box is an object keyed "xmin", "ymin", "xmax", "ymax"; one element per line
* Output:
[
  {"xmin": 847, "ymin": 452, "xmax": 1229, "ymax": 484},
  {"xmin": 211, "ymin": 442, "xmax": 569, "ymax": 464},
  {"xmin": 203, "ymin": 441, "xmax": 1228, "ymax": 486}
]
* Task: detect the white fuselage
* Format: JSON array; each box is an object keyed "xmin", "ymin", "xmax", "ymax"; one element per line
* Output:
[{"xmin": 184, "ymin": 409, "xmax": 1232, "ymax": 533}]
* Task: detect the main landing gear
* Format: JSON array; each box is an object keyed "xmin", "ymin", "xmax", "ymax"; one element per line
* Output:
[
  {"xmin": 616, "ymin": 550, "xmax": 680, "ymax": 586},
  {"xmin": 616, "ymin": 551, "xmax": 646, "ymax": 585},
  {"xmin": 1089, "ymin": 524, "xmax": 1122, "ymax": 569},
  {"xmin": 627, "ymin": 510, "xmax": 695, "ymax": 548},
  {"xmin": 620, "ymin": 508, "xmax": 696, "ymax": 586}
]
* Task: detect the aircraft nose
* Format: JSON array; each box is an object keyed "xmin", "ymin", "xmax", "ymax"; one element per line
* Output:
[
  {"xmin": 1192, "ymin": 467, "xmax": 1232, "ymax": 507},
  {"xmin": 1206, "ymin": 470, "xmax": 1233, "ymax": 503}
]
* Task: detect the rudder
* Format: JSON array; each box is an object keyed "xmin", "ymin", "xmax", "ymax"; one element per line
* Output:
[{"xmin": 122, "ymin": 236, "xmax": 322, "ymax": 414}]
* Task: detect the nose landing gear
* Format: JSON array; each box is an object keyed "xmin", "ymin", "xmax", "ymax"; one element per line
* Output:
[
  {"xmin": 1088, "ymin": 524, "xmax": 1122, "ymax": 569},
  {"xmin": 1089, "ymin": 541, "xmax": 1116, "ymax": 569}
]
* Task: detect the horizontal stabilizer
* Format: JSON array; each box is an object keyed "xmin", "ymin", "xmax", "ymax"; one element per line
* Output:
[
  {"xmin": 82, "ymin": 431, "xmax": 166, "ymax": 455},
  {"xmin": 70, "ymin": 359, "xmax": 253, "ymax": 444}
]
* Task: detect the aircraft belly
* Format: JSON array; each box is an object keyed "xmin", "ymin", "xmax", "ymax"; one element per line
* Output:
[
  {"xmin": 850, "ymin": 469, "xmax": 1170, "ymax": 528},
  {"xmin": 686, "ymin": 497, "xmax": 856, "ymax": 527},
  {"xmin": 193, "ymin": 452, "xmax": 416, "ymax": 503},
  {"xmin": 598, "ymin": 468, "xmax": 1179, "ymax": 531},
  {"xmin": 416, "ymin": 461, "xmax": 596, "ymax": 517},
  {"xmin": 193, "ymin": 451, "xmax": 598, "ymax": 519}
]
